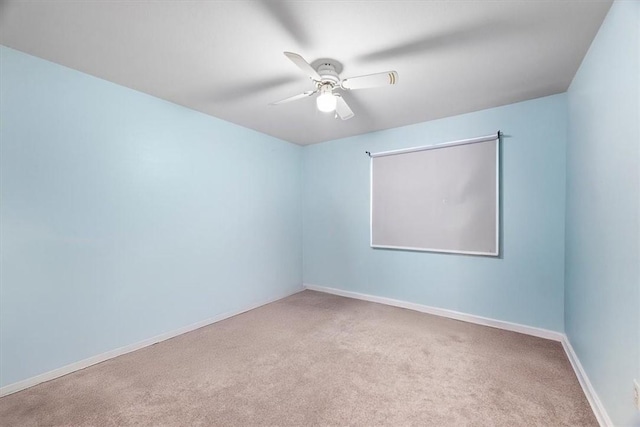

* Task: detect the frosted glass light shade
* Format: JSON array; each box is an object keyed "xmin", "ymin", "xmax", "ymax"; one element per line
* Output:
[{"xmin": 316, "ymin": 93, "xmax": 337, "ymax": 112}]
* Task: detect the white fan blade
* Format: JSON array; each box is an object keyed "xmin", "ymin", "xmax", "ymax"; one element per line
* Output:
[
  {"xmin": 335, "ymin": 95, "xmax": 354, "ymax": 120},
  {"xmin": 269, "ymin": 90, "xmax": 316, "ymax": 106},
  {"xmin": 341, "ymin": 71, "xmax": 398, "ymax": 90},
  {"xmin": 284, "ymin": 52, "xmax": 322, "ymax": 81}
]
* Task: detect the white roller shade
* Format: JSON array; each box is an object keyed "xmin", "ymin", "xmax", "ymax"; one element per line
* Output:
[{"xmin": 370, "ymin": 134, "xmax": 500, "ymax": 256}]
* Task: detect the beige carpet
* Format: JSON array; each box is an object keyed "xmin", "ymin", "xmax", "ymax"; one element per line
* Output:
[{"xmin": 0, "ymin": 290, "xmax": 596, "ymax": 426}]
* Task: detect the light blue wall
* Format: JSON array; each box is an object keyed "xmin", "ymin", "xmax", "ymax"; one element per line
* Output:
[
  {"xmin": 0, "ymin": 46, "xmax": 303, "ymax": 387},
  {"xmin": 565, "ymin": 1, "xmax": 640, "ymax": 425},
  {"xmin": 303, "ymin": 94, "xmax": 567, "ymax": 332}
]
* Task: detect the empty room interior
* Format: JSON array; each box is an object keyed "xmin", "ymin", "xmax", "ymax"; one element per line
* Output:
[{"xmin": 0, "ymin": 0, "xmax": 639, "ymax": 426}]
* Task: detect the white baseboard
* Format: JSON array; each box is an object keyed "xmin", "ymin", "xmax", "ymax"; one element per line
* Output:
[
  {"xmin": 304, "ymin": 284, "xmax": 564, "ymax": 341},
  {"xmin": 3, "ymin": 284, "xmax": 612, "ymax": 427},
  {"xmin": 561, "ymin": 337, "xmax": 613, "ymax": 427},
  {"xmin": 0, "ymin": 286, "xmax": 304, "ymax": 398},
  {"xmin": 304, "ymin": 283, "xmax": 612, "ymax": 427}
]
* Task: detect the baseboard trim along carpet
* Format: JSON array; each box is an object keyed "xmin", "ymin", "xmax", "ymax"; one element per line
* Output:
[
  {"xmin": 303, "ymin": 284, "xmax": 563, "ymax": 341},
  {"xmin": 304, "ymin": 283, "xmax": 612, "ymax": 427},
  {"xmin": 561, "ymin": 337, "xmax": 613, "ymax": 427},
  {"xmin": 0, "ymin": 287, "xmax": 305, "ymax": 398},
  {"xmin": 2, "ymin": 284, "xmax": 612, "ymax": 426}
]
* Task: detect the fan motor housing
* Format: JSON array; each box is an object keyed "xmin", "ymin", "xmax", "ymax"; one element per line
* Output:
[{"xmin": 313, "ymin": 59, "xmax": 342, "ymax": 86}]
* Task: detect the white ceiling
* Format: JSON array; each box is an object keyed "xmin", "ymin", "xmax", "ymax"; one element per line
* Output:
[{"xmin": 0, "ymin": 0, "xmax": 611, "ymax": 145}]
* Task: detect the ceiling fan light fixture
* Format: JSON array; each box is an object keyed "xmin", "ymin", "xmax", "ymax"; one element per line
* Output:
[
  {"xmin": 316, "ymin": 86, "xmax": 337, "ymax": 113},
  {"xmin": 271, "ymin": 52, "xmax": 398, "ymax": 121}
]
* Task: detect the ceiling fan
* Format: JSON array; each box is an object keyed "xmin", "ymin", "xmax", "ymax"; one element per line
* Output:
[{"xmin": 269, "ymin": 52, "xmax": 398, "ymax": 120}]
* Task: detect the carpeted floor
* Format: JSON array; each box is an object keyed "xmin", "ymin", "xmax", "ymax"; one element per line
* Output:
[{"xmin": 0, "ymin": 290, "xmax": 597, "ymax": 426}]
